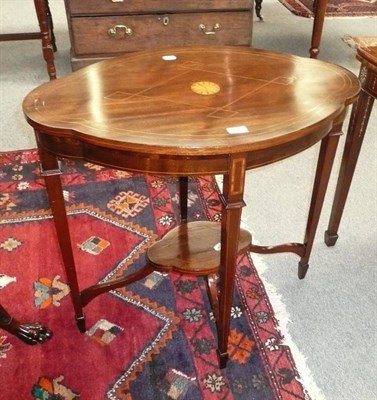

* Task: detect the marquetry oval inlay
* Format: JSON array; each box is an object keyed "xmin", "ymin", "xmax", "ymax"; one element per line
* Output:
[{"xmin": 191, "ymin": 81, "xmax": 220, "ymax": 95}]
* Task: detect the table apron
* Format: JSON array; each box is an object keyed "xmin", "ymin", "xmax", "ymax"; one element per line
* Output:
[{"xmin": 36, "ymin": 121, "xmax": 333, "ymax": 175}]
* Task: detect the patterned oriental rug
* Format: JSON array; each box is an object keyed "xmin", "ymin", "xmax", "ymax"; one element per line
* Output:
[
  {"xmin": 0, "ymin": 150, "xmax": 313, "ymax": 399},
  {"xmin": 278, "ymin": 0, "xmax": 377, "ymax": 17}
]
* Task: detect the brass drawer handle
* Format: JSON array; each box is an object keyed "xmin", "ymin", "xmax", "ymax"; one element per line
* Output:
[
  {"xmin": 107, "ymin": 25, "xmax": 133, "ymax": 38},
  {"xmin": 198, "ymin": 23, "xmax": 222, "ymax": 35}
]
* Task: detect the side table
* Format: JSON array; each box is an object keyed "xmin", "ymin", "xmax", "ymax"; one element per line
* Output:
[
  {"xmin": 23, "ymin": 46, "xmax": 359, "ymax": 367},
  {"xmin": 325, "ymin": 46, "xmax": 377, "ymax": 245}
]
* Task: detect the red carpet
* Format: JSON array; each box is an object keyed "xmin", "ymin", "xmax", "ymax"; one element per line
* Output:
[
  {"xmin": 278, "ymin": 0, "xmax": 377, "ymax": 17},
  {"xmin": 0, "ymin": 150, "xmax": 311, "ymax": 399}
]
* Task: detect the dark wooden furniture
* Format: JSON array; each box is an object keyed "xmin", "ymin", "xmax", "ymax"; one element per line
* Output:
[
  {"xmin": 63, "ymin": 0, "xmax": 253, "ymax": 70},
  {"xmin": 23, "ymin": 46, "xmax": 359, "ymax": 367},
  {"xmin": 255, "ymin": 0, "xmax": 328, "ymax": 58},
  {"xmin": 0, "ymin": 0, "xmax": 56, "ymax": 80},
  {"xmin": 0, "ymin": 304, "xmax": 52, "ymax": 345},
  {"xmin": 309, "ymin": 0, "xmax": 328, "ymax": 58},
  {"xmin": 325, "ymin": 46, "xmax": 377, "ymax": 245}
]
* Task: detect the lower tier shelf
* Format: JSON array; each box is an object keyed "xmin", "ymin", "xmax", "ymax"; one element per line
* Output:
[{"xmin": 147, "ymin": 221, "xmax": 252, "ymax": 275}]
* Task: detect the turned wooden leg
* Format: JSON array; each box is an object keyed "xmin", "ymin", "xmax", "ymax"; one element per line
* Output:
[
  {"xmin": 179, "ymin": 176, "xmax": 188, "ymax": 223},
  {"xmin": 298, "ymin": 121, "xmax": 343, "ymax": 278},
  {"xmin": 309, "ymin": 0, "xmax": 327, "ymax": 58},
  {"xmin": 325, "ymin": 82, "xmax": 374, "ymax": 246},
  {"xmin": 217, "ymin": 154, "xmax": 246, "ymax": 368},
  {"xmin": 45, "ymin": 0, "xmax": 57, "ymax": 52},
  {"xmin": 34, "ymin": 0, "xmax": 56, "ymax": 80},
  {"xmin": 37, "ymin": 137, "xmax": 85, "ymax": 331}
]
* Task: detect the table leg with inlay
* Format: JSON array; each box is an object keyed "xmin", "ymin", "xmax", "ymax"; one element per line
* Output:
[
  {"xmin": 248, "ymin": 120, "xmax": 343, "ymax": 279},
  {"xmin": 36, "ymin": 141, "xmax": 85, "ymax": 330},
  {"xmin": 37, "ymin": 140, "xmax": 156, "ymax": 332},
  {"xmin": 217, "ymin": 154, "xmax": 247, "ymax": 367},
  {"xmin": 325, "ymin": 81, "xmax": 375, "ymax": 245},
  {"xmin": 298, "ymin": 120, "xmax": 343, "ymax": 277},
  {"xmin": 325, "ymin": 46, "xmax": 377, "ymax": 246}
]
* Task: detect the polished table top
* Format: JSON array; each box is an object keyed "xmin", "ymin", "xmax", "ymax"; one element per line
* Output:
[{"xmin": 23, "ymin": 46, "xmax": 359, "ymax": 164}]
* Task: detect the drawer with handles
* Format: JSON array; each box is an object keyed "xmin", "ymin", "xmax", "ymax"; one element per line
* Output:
[
  {"xmin": 67, "ymin": 0, "xmax": 253, "ymax": 15},
  {"xmin": 64, "ymin": 0, "xmax": 253, "ymax": 71},
  {"xmin": 71, "ymin": 12, "xmax": 252, "ymax": 56}
]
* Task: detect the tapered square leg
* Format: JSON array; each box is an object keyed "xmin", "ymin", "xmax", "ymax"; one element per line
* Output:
[
  {"xmin": 325, "ymin": 71, "xmax": 375, "ymax": 246},
  {"xmin": 37, "ymin": 138, "xmax": 85, "ymax": 331},
  {"xmin": 299, "ymin": 120, "xmax": 343, "ymax": 278}
]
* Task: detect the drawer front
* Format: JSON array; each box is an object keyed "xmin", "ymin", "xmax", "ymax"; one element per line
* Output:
[
  {"xmin": 71, "ymin": 12, "xmax": 252, "ymax": 56},
  {"xmin": 66, "ymin": 0, "xmax": 253, "ymax": 15}
]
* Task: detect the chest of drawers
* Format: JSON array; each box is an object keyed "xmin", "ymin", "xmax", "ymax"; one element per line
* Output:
[{"xmin": 64, "ymin": 0, "xmax": 254, "ymax": 70}]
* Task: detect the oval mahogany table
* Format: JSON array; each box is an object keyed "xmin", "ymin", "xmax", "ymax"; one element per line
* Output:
[{"xmin": 23, "ymin": 46, "xmax": 359, "ymax": 368}]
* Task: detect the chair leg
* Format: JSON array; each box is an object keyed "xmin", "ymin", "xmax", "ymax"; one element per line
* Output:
[
  {"xmin": 45, "ymin": 0, "xmax": 57, "ymax": 52},
  {"xmin": 325, "ymin": 85, "xmax": 375, "ymax": 246},
  {"xmin": 309, "ymin": 0, "xmax": 327, "ymax": 58},
  {"xmin": 0, "ymin": 0, "xmax": 57, "ymax": 80},
  {"xmin": 34, "ymin": 0, "xmax": 57, "ymax": 80}
]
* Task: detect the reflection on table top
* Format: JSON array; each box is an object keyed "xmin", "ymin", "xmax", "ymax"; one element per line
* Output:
[{"xmin": 23, "ymin": 46, "xmax": 360, "ymax": 156}]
